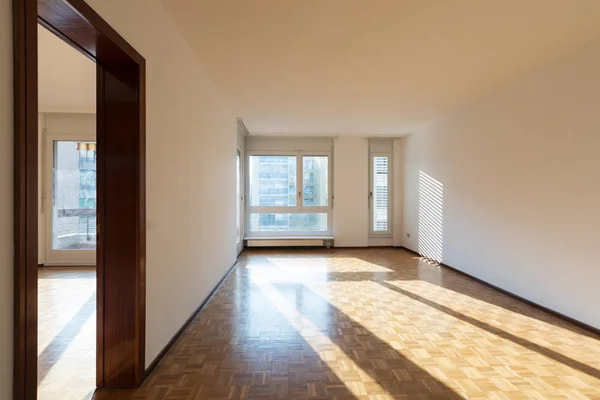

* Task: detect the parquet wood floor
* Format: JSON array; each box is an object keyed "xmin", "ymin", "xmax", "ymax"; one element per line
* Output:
[
  {"xmin": 91, "ymin": 248, "xmax": 600, "ymax": 399},
  {"xmin": 38, "ymin": 267, "xmax": 97, "ymax": 400}
]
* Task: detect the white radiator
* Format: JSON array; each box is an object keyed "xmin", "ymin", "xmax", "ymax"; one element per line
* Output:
[{"xmin": 246, "ymin": 238, "xmax": 334, "ymax": 247}]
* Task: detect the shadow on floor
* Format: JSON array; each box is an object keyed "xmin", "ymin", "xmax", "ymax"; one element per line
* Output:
[
  {"xmin": 92, "ymin": 248, "xmax": 600, "ymax": 399},
  {"xmin": 93, "ymin": 268, "xmax": 462, "ymax": 399},
  {"xmin": 345, "ymin": 248, "xmax": 600, "ymax": 342},
  {"xmin": 302, "ymin": 265, "xmax": 600, "ymax": 381},
  {"xmin": 376, "ymin": 280, "xmax": 600, "ymax": 381},
  {"xmin": 271, "ymin": 281, "xmax": 462, "ymax": 398},
  {"xmin": 94, "ymin": 280, "xmax": 361, "ymax": 399},
  {"xmin": 38, "ymin": 292, "xmax": 96, "ymax": 385},
  {"xmin": 253, "ymin": 248, "xmax": 600, "ymax": 382}
]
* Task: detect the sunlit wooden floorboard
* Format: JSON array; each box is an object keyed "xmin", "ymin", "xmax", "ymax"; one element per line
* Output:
[
  {"xmin": 87, "ymin": 248, "xmax": 600, "ymax": 399},
  {"xmin": 38, "ymin": 267, "xmax": 96, "ymax": 400}
]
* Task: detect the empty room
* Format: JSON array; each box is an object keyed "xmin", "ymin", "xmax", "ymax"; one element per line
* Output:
[
  {"xmin": 37, "ymin": 23, "xmax": 97, "ymax": 400},
  {"xmin": 3, "ymin": 1, "xmax": 600, "ymax": 399}
]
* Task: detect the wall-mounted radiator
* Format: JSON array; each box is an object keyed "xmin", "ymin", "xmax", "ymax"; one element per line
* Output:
[{"xmin": 245, "ymin": 238, "xmax": 334, "ymax": 248}]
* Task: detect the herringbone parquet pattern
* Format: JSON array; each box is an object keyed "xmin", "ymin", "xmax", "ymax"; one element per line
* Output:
[{"xmin": 93, "ymin": 248, "xmax": 600, "ymax": 399}]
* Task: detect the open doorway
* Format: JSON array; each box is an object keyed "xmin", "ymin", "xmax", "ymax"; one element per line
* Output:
[
  {"xmin": 37, "ymin": 23, "xmax": 97, "ymax": 399},
  {"xmin": 14, "ymin": 1, "xmax": 146, "ymax": 399}
]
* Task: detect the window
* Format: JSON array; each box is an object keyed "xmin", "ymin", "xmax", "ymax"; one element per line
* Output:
[
  {"xmin": 79, "ymin": 170, "xmax": 96, "ymax": 191},
  {"xmin": 369, "ymin": 139, "xmax": 392, "ymax": 236},
  {"xmin": 236, "ymin": 150, "xmax": 241, "ymax": 243},
  {"xmin": 372, "ymin": 156, "xmax": 389, "ymax": 232},
  {"xmin": 236, "ymin": 122, "xmax": 246, "ymax": 255},
  {"xmin": 303, "ymin": 156, "xmax": 328, "ymax": 207},
  {"xmin": 247, "ymin": 153, "xmax": 331, "ymax": 236},
  {"xmin": 249, "ymin": 156, "xmax": 296, "ymax": 207},
  {"xmin": 51, "ymin": 141, "xmax": 97, "ymax": 251},
  {"xmin": 249, "ymin": 213, "xmax": 328, "ymax": 232}
]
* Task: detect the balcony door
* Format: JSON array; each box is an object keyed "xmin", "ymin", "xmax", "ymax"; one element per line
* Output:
[{"xmin": 45, "ymin": 134, "xmax": 96, "ymax": 265}]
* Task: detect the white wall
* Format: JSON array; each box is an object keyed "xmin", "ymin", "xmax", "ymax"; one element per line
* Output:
[
  {"xmin": 392, "ymin": 138, "xmax": 405, "ymax": 247},
  {"xmin": 85, "ymin": 0, "xmax": 237, "ymax": 366},
  {"xmin": 38, "ymin": 24, "xmax": 96, "ymax": 114},
  {"xmin": 403, "ymin": 37, "xmax": 600, "ymax": 329},
  {"xmin": 333, "ymin": 136, "xmax": 404, "ymax": 247},
  {"xmin": 45, "ymin": 112, "xmax": 95, "ymax": 135},
  {"xmin": 333, "ymin": 137, "xmax": 369, "ymax": 246},
  {"xmin": 0, "ymin": 0, "xmax": 11, "ymax": 396}
]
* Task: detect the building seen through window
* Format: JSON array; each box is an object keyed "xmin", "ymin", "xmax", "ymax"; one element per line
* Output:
[
  {"xmin": 52, "ymin": 141, "xmax": 97, "ymax": 250},
  {"xmin": 248, "ymin": 155, "xmax": 328, "ymax": 232}
]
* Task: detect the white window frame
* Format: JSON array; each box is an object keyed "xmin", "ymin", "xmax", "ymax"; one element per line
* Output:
[
  {"xmin": 236, "ymin": 147, "xmax": 245, "ymax": 254},
  {"xmin": 369, "ymin": 149, "xmax": 393, "ymax": 237},
  {"xmin": 45, "ymin": 133, "xmax": 97, "ymax": 266},
  {"xmin": 245, "ymin": 150, "xmax": 333, "ymax": 237}
]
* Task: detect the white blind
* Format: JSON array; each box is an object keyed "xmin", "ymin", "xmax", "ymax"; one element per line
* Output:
[{"xmin": 373, "ymin": 156, "xmax": 389, "ymax": 232}]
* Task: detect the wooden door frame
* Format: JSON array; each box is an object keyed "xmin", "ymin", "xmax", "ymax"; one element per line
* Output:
[{"xmin": 13, "ymin": 0, "xmax": 146, "ymax": 399}]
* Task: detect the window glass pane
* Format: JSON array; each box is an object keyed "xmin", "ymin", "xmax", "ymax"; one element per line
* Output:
[
  {"xmin": 236, "ymin": 151, "xmax": 241, "ymax": 242},
  {"xmin": 303, "ymin": 156, "xmax": 328, "ymax": 206},
  {"xmin": 249, "ymin": 213, "xmax": 327, "ymax": 232},
  {"xmin": 372, "ymin": 156, "xmax": 389, "ymax": 232},
  {"xmin": 52, "ymin": 141, "xmax": 96, "ymax": 250},
  {"xmin": 248, "ymin": 156, "xmax": 296, "ymax": 206}
]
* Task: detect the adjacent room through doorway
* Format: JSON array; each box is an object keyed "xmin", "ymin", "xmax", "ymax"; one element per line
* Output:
[
  {"xmin": 37, "ymin": 22, "xmax": 97, "ymax": 400},
  {"xmin": 14, "ymin": 1, "xmax": 146, "ymax": 398}
]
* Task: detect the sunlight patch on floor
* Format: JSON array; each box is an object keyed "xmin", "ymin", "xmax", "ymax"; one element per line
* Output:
[
  {"xmin": 306, "ymin": 281, "xmax": 461, "ymax": 383},
  {"xmin": 252, "ymin": 276, "xmax": 388, "ymax": 397},
  {"xmin": 389, "ymin": 279, "xmax": 600, "ymax": 343},
  {"xmin": 38, "ymin": 269, "xmax": 96, "ymax": 400},
  {"xmin": 266, "ymin": 257, "xmax": 393, "ymax": 273}
]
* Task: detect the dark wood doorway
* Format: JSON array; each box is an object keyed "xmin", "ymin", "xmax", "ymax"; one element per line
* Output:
[{"xmin": 14, "ymin": 1, "xmax": 146, "ymax": 399}]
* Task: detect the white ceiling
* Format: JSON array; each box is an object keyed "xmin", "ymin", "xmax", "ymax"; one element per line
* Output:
[
  {"xmin": 38, "ymin": 24, "xmax": 96, "ymax": 113},
  {"xmin": 163, "ymin": 0, "xmax": 600, "ymax": 135}
]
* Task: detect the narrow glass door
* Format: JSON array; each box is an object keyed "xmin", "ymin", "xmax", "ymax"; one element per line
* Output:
[{"xmin": 46, "ymin": 139, "xmax": 97, "ymax": 265}]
